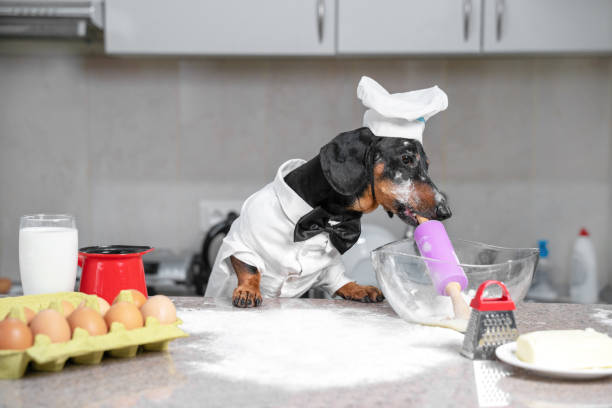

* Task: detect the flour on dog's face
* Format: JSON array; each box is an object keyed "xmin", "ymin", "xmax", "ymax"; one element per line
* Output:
[
  {"xmin": 434, "ymin": 190, "xmax": 445, "ymax": 204},
  {"xmin": 392, "ymin": 171, "xmax": 418, "ymax": 206},
  {"xmin": 392, "ymin": 179, "xmax": 417, "ymax": 205}
]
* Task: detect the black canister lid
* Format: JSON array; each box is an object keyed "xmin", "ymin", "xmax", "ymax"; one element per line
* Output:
[{"xmin": 79, "ymin": 245, "xmax": 152, "ymax": 255}]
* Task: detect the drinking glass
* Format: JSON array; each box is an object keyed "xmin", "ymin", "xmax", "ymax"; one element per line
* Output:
[{"xmin": 19, "ymin": 214, "xmax": 78, "ymax": 294}]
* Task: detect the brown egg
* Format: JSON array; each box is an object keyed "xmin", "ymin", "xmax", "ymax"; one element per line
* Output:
[
  {"xmin": 78, "ymin": 297, "xmax": 110, "ymax": 315},
  {"xmin": 0, "ymin": 317, "xmax": 33, "ymax": 350},
  {"xmin": 113, "ymin": 289, "xmax": 147, "ymax": 308},
  {"xmin": 30, "ymin": 309, "xmax": 71, "ymax": 343},
  {"xmin": 97, "ymin": 297, "xmax": 111, "ymax": 315},
  {"xmin": 105, "ymin": 301, "xmax": 143, "ymax": 330},
  {"xmin": 0, "ymin": 277, "xmax": 11, "ymax": 294},
  {"xmin": 23, "ymin": 307, "xmax": 36, "ymax": 324},
  {"xmin": 67, "ymin": 307, "xmax": 108, "ymax": 337},
  {"xmin": 140, "ymin": 295, "xmax": 176, "ymax": 325},
  {"xmin": 61, "ymin": 300, "xmax": 75, "ymax": 317}
]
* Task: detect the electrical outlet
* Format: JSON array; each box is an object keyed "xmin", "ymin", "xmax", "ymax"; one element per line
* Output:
[{"xmin": 199, "ymin": 199, "xmax": 243, "ymax": 232}]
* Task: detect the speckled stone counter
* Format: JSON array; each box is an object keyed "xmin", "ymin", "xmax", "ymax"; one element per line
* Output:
[{"xmin": 1, "ymin": 298, "xmax": 611, "ymax": 408}]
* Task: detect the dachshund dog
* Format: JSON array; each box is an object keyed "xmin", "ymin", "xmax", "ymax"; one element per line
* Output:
[{"xmin": 210, "ymin": 127, "xmax": 451, "ymax": 307}]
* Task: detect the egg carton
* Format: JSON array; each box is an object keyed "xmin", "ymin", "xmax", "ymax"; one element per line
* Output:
[{"xmin": 0, "ymin": 291, "xmax": 188, "ymax": 379}]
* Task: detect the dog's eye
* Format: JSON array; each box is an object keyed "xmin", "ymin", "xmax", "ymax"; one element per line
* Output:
[{"xmin": 401, "ymin": 154, "xmax": 415, "ymax": 166}]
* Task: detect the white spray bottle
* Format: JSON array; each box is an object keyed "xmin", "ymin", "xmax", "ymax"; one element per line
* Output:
[{"xmin": 569, "ymin": 228, "xmax": 599, "ymax": 304}]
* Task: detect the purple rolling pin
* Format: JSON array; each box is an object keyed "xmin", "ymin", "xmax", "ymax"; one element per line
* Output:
[{"xmin": 414, "ymin": 220, "xmax": 468, "ymax": 296}]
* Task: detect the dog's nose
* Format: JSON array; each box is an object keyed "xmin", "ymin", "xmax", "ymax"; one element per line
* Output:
[{"xmin": 435, "ymin": 203, "xmax": 452, "ymax": 220}]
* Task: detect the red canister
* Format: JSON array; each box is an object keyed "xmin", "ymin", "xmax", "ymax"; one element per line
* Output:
[{"xmin": 78, "ymin": 245, "xmax": 152, "ymax": 304}]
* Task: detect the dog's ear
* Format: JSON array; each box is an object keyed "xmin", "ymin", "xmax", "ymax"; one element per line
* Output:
[{"xmin": 320, "ymin": 127, "xmax": 377, "ymax": 196}]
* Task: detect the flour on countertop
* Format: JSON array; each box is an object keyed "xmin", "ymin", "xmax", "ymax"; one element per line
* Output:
[
  {"xmin": 178, "ymin": 306, "xmax": 463, "ymax": 390},
  {"xmin": 592, "ymin": 308, "xmax": 612, "ymax": 327}
]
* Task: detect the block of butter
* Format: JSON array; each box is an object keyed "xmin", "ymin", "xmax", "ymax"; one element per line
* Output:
[{"xmin": 516, "ymin": 329, "xmax": 612, "ymax": 369}]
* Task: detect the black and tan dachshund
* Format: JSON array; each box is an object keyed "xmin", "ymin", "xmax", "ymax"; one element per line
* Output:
[{"xmin": 230, "ymin": 127, "xmax": 451, "ymax": 307}]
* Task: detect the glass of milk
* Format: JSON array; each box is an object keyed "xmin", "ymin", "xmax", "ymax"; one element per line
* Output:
[{"xmin": 19, "ymin": 214, "xmax": 78, "ymax": 294}]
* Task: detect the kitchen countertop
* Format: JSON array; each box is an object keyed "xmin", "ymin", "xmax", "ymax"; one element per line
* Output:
[{"xmin": 1, "ymin": 298, "xmax": 611, "ymax": 408}]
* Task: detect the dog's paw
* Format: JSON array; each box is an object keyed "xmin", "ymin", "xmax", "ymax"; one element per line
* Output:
[
  {"xmin": 232, "ymin": 285, "xmax": 263, "ymax": 308},
  {"xmin": 335, "ymin": 282, "xmax": 385, "ymax": 303}
]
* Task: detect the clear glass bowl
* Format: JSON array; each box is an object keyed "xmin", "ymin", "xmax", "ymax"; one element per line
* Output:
[{"xmin": 371, "ymin": 238, "xmax": 539, "ymax": 327}]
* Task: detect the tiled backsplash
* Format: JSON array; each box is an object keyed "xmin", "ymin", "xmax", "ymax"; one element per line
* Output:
[{"xmin": 1, "ymin": 48, "xmax": 610, "ymax": 295}]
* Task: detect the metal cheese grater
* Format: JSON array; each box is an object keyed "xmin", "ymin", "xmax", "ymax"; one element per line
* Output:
[{"xmin": 461, "ymin": 280, "xmax": 518, "ymax": 360}]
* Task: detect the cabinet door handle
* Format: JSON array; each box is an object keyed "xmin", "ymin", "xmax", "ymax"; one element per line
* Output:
[
  {"xmin": 317, "ymin": 0, "xmax": 325, "ymax": 43},
  {"xmin": 463, "ymin": 0, "xmax": 472, "ymax": 42},
  {"xmin": 496, "ymin": 0, "xmax": 505, "ymax": 42}
]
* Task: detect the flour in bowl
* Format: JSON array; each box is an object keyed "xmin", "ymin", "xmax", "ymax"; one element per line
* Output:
[{"xmin": 178, "ymin": 305, "xmax": 463, "ymax": 390}]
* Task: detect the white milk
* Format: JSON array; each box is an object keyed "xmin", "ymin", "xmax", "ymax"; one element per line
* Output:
[{"xmin": 19, "ymin": 227, "xmax": 78, "ymax": 294}]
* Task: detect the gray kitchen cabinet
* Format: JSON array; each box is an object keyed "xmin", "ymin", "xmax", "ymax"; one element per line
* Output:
[
  {"xmin": 337, "ymin": 0, "xmax": 482, "ymax": 55},
  {"xmin": 482, "ymin": 0, "xmax": 612, "ymax": 53},
  {"xmin": 105, "ymin": 0, "xmax": 335, "ymax": 55}
]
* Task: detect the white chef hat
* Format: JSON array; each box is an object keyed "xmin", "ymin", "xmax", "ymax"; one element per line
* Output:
[{"xmin": 356, "ymin": 76, "xmax": 448, "ymax": 144}]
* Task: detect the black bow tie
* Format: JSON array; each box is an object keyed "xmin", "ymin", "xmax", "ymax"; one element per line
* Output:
[{"xmin": 294, "ymin": 207, "xmax": 361, "ymax": 254}]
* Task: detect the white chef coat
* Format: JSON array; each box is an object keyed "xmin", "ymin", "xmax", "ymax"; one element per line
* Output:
[{"xmin": 205, "ymin": 159, "xmax": 353, "ymax": 299}]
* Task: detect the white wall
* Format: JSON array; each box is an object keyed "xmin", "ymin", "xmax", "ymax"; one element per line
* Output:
[{"xmin": 0, "ymin": 45, "xmax": 610, "ymax": 296}]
